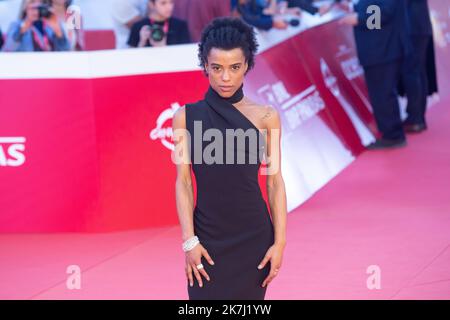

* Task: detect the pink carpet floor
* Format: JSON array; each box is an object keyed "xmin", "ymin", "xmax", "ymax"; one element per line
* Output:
[{"xmin": 1, "ymin": 97, "xmax": 449, "ymax": 300}]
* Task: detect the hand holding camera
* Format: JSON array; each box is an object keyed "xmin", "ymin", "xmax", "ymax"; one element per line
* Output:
[
  {"xmin": 138, "ymin": 23, "xmax": 167, "ymax": 47},
  {"xmin": 40, "ymin": 5, "xmax": 63, "ymax": 38},
  {"xmin": 21, "ymin": 4, "xmax": 62, "ymax": 38},
  {"xmin": 138, "ymin": 25, "xmax": 152, "ymax": 47}
]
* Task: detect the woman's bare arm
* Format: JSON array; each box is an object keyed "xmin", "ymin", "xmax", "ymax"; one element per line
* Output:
[
  {"xmin": 172, "ymin": 106, "xmax": 195, "ymax": 241},
  {"xmin": 172, "ymin": 106, "xmax": 214, "ymax": 288},
  {"xmin": 257, "ymin": 105, "xmax": 287, "ymax": 287},
  {"xmin": 264, "ymin": 105, "xmax": 287, "ymax": 247}
]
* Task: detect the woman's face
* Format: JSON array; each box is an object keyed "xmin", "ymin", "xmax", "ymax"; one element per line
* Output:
[
  {"xmin": 205, "ymin": 47, "xmax": 249, "ymax": 98},
  {"xmin": 150, "ymin": 0, "xmax": 174, "ymax": 20},
  {"xmin": 25, "ymin": 0, "xmax": 42, "ymax": 21}
]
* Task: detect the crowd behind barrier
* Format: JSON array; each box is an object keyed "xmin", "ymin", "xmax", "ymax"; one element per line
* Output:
[{"xmin": 0, "ymin": 0, "xmax": 344, "ymax": 51}]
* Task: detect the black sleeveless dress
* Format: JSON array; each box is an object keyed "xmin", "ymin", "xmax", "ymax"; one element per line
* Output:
[{"xmin": 185, "ymin": 85, "xmax": 275, "ymax": 300}]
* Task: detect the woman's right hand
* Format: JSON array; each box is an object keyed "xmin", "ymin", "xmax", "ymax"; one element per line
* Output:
[{"xmin": 185, "ymin": 243, "xmax": 214, "ymax": 287}]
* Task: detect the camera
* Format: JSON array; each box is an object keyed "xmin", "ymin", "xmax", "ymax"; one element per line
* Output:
[
  {"xmin": 37, "ymin": 4, "xmax": 52, "ymax": 19},
  {"xmin": 150, "ymin": 23, "xmax": 166, "ymax": 42}
]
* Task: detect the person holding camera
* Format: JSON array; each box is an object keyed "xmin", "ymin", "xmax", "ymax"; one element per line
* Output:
[
  {"xmin": 2, "ymin": 0, "xmax": 70, "ymax": 52},
  {"xmin": 127, "ymin": 0, "xmax": 190, "ymax": 48}
]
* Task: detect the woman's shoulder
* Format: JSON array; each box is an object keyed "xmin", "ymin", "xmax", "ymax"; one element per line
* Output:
[
  {"xmin": 245, "ymin": 98, "xmax": 277, "ymax": 116},
  {"xmin": 173, "ymin": 105, "xmax": 186, "ymax": 129},
  {"xmin": 244, "ymin": 98, "xmax": 280, "ymax": 128}
]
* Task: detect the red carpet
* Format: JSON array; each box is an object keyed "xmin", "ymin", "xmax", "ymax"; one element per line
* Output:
[{"xmin": 1, "ymin": 97, "xmax": 449, "ymax": 300}]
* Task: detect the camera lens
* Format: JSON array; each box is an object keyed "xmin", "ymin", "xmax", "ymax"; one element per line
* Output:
[{"xmin": 151, "ymin": 24, "xmax": 165, "ymax": 42}]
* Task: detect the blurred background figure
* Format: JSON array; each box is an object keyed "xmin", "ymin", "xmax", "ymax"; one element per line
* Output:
[
  {"xmin": 235, "ymin": 0, "xmax": 301, "ymax": 31},
  {"xmin": 2, "ymin": 0, "xmax": 70, "ymax": 52},
  {"xmin": 340, "ymin": 0, "xmax": 411, "ymax": 150},
  {"xmin": 0, "ymin": 0, "xmax": 22, "ymax": 32},
  {"xmin": 286, "ymin": 0, "xmax": 336, "ymax": 16},
  {"xmin": 127, "ymin": 0, "xmax": 190, "ymax": 48},
  {"xmin": 44, "ymin": 0, "xmax": 84, "ymax": 50},
  {"xmin": 401, "ymin": 0, "xmax": 436, "ymax": 133},
  {"xmin": 0, "ymin": 27, "xmax": 3, "ymax": 49},
  {"xmin": 111, "ymin": 0, "xmax": 148, "ymax": 49},
  {"xmin": 262, "ymin": 0, "xmax": 302, "ymax": 16},
  {"xmin": 173, "ymin": 0, "xmax": 231, "ymax": 43}
]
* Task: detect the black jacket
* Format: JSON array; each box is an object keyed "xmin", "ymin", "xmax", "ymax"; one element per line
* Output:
[
  {"xmin": 406, "ymin": 0, "xmax": 432, "ymax": 35},
  {"xmin": 353, "ymin": 0, "xmax": 412, "ymax": 67},
  {"xmin": 237, "ymin": 1, "xmax": 273, "ymax": 30},
  {"xmin": 127, "ymin": 17, "xmax": 191, "ymax": 47}
]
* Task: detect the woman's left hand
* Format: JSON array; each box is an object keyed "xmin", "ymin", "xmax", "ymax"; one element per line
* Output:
[{"xmin": 258, "ymin": 242, "xmax": 285, "ymax": 287}]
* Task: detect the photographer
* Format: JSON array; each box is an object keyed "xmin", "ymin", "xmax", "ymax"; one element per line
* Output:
[
  {"xmin": 127, "ymin": 0, "xmax": 190, "ymax": 48},
  {"xmin": 2, "ymin": 0, "xmax": 70, "ymax": 52}
]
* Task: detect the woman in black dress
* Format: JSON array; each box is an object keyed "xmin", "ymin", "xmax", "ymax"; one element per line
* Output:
[{"xmin": 173, "ymin": 17, "xmax": 287, "ymax": 300}]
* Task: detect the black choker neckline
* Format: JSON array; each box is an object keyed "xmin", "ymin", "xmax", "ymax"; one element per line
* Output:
[{"xmin": 208, "ymin": 84, "xmax": 244, "ymax": 104}]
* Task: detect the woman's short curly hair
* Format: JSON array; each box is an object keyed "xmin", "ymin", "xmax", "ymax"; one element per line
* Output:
[{"xmin": 198, "ymin": 17, "xmax": 259, "ymax": 76}]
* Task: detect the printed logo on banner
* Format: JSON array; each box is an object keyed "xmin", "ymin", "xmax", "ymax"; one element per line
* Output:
[
  {"xmin": 337, "ymin": 44, "xmax": 364, "ymax": 81},
  {"xmin": 341, "ymin": 57, "xmax": 364, "ymax": 80},
  {"xmin": 149, "ymin": 102, "xmax": 181, "ymax": 151},
  {"xmin": 0, "ymin": 137, "xmax": 26, "ymax": 167},
  {"xmin": 281, "ymin": 85, "xmax": 326, "ymax": 130},
  {"xmin": 257, "ymin": 81, "xmax": 292, "ymax": 105},
  {"xmin": 257, "ymin": 81, "xmax": 326, "ymax": 131},
  {"xmin": 281, "ymin": 85, "xmax": 325, "ymax": 129}
]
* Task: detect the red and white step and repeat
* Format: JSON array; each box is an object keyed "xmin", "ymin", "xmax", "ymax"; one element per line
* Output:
[{"xmin": 1, "ymin": 0, "xmax": 450, "ymax": 232}]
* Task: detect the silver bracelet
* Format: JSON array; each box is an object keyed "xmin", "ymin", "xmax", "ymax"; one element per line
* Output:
[{"xmin": 182, "ymin": 235, "xmax": 200, "ymax": 252}]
